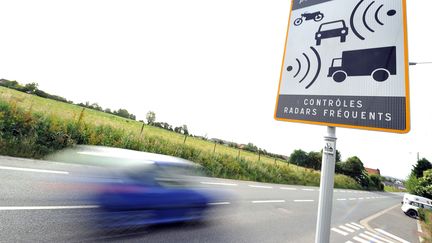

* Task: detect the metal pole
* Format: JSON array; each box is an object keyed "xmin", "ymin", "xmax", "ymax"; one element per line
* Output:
[{"xmin": 315, "ymin": 126, "xmax": 337, "ymax": 243}]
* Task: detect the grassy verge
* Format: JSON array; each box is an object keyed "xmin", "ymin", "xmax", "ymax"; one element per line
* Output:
[
  {"xmin": 419, "ymin": 209, "xmax": 432, "ymax": 242},
  {"xmin": 0, "ymin": 87, "xmax": 360, "ymax": 188},
  {"xmin": 384, "ymin": 185, "xmax": 406, "ymax": 193}
]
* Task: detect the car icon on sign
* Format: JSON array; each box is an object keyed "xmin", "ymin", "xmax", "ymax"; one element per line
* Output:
[{"xmin": 315, "ymin": 20, "xmax": 348, "ymax": 46}]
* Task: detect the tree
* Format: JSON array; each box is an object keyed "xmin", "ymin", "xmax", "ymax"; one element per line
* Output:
[
  {"xmin": 289, "ymin": 149, "xmax": 308, "ymax": 166},
  {"xmin": 24, "ymin": 82, "xmax": 38, "ymax": 94},
  {"xmin": 244, "ymin": 143, "xmax": 258, "ymax": 153},
  {"xmin": 413, "ymin": 169, "xmax": 432, "ymax": 199},
  {"xmin": 182, "ymin": 125, "xmax": 189, "ymax": 135},
  {"xmin": 338, "ymin": 156, "xmax": 367, "ymax": 186},
  {"xmin": 412, "ymin": 158, "xmax": 432, "ymax": 178},
  {"xmin": 146, "ymin": 111, "xmax": 156, "ymax": 125},
  {"xmin": 307, "ymin": 151, "xmax": 322, "ymax": 170}
]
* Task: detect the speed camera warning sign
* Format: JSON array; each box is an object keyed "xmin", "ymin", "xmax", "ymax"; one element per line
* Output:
[{"xmin": 274, "ymin": 0, "xmax": 410, "ymax": 133}]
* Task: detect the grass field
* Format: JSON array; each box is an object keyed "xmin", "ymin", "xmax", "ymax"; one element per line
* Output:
[{"xmin": 0, "ymin": 86, "xmax": 361, "ymax": 188}]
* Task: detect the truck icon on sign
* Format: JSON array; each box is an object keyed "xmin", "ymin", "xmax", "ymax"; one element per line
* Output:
[{"xmin": 328, "ymin": 46, "xmax": 397, "ymax": 83}]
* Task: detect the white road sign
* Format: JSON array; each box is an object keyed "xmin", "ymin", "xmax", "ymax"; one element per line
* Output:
[{"xmin": 274, "ymin": 0, "xmax": 410, "ymax": 133}]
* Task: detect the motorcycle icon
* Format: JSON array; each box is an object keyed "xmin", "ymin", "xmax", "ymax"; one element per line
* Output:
[{"xmin": 294, "ymin": 11, "xmax": 324, "ymax": 26}]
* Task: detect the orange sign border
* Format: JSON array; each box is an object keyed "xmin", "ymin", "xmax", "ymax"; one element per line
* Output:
[{"xmin": 274, "ymin": 0, "xmax": 410, "ymax": 134}]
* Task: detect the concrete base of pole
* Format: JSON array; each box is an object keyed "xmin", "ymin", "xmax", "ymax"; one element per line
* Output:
[{"xmin": 315, "ymin": 126, "xmax": 337, "ymax": 243}]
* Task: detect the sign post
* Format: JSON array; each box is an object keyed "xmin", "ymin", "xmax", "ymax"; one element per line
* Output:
[
  {"xmin": 274, "ymin": 0, "xmax": 409, "ymax": 242},
  {"xmin": 315, "ymin": 126, "xmax": 336, "ymax": 243}
]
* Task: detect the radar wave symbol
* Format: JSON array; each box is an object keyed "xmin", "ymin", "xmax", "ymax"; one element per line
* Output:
[
  {"xmin": 350, "ymin": 0, "xmax": 397, "ymax": 40},
  {"xmin": 286, "ymin": 46, "xmax": 321, "ymax": 89}
]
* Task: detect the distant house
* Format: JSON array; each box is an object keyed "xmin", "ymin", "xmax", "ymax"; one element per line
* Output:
[{"xmin": 365, "ymin": 167, "xmax": 381, "ymax": 176}]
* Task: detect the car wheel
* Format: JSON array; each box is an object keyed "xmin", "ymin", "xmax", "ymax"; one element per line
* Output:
[
  {"xmin": 372, "ymin": 69, "xmax": 390, "ymax": 82},
  {"xmin": 407, "ymin": 209, "xmax": 418, "ymax": 218},
  {"xmin": 332, "ymin": 71, "xmax": 347, "ymax": 83}
]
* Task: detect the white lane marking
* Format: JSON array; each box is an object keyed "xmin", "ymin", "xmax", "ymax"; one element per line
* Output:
[
  {"xmin": 358, "ymin": 198, "xmax": 364, "ymax": 200},
  {"xmin": 357, "ymin": 234, "xmax": 385, "ymax": 243},
  {"xmin": 252, "ymin": 200, "xmax": 285, "ymax": 204},
  {"xmin": 375, "ymin": 229, "xmax": 410, "ymax": 243},
  {"xmin": 248, "ymin": 185, "xmax": 273, "ymax": 189},
  {"xmin": 208, "ymin": 202, "xmax": 231, "ymax": 205},
  {"xmin": 0, "ymin": 205, "xmax": 99, "ymax": 211},
  {"xmin": 302, "ymin": 188, "xmax": 315, "ymax": 191},
  {"xmin": 200, "ymin": 182, "xmax": 238, "ymax": 186},
  {"xmin": 337, "ymin": 198, "xmax": 347, "ymax": 201},
  {"xmin": 345, "ymin": 223, "xmax": 361, "ymax": 230},
  {"xmin": 349, "ymin": 198, "xmax": 357, "ymax": 200},
  {"xmin": 353, "ymin": 236, "xmax": 372, "ymax": 243},
  {"xmin": 280, "ymin": 187, "xmax": 297, "ymax": 190},
  {"xmin": 294, "ymin": 200, "xmax": 314, "ymax": 202},
  {"xmin": 339, "ymin": 225, "xmax": 355, "ymax": 233},
  {"xmin": 364, "ymin": 231, "xmax": 395, "ymax": 243},
  {"xmin": 346, "ymin": 241, "xmax": 354, "ymax": 243},
  {"xmin": 350, "ymin": 222, "xmax": 364, "ymax": 229},
  {"xmin": 0, "ymin": 166, "xmax": 69, "ymax": 175},
  {"xmin": 331, "ymin": 227, "xmax": 349, "ymax": 236}
]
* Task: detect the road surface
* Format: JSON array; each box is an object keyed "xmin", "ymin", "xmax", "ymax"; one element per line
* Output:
[{"xmin": 0, "ymin": 155, "xmax": 421, "ymax": 242}]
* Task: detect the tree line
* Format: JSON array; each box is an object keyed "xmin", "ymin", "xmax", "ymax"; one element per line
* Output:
[{"xmin": 289, "ymin": 149, "xmax": 384, "ymax": 191}]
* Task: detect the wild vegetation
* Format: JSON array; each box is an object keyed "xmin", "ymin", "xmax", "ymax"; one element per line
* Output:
[
  {"xmin": 0, "ymin": 86, "xmax": 363, "ymax": 188},
  {"xmin": 405, "ymin": 158, "xmax": 432, "ymax": 199}
]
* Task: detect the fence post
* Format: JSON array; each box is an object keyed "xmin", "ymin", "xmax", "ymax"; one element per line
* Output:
[
  {"xmin": 77, "ymin": 107, "xmax": 85, "ymax": 125},
  {"xmin": 213, "ymin": 142, "xmax": 217, "ymax": 154},
  {"xmin": 237, "ymin": 149, "xmax": 241, "ymax": 160},
  {"xmin": 183, "ymin": 134, "xmax": 187, "ymax": 144},
  {"xmin": 258, "ymin": 150, "xmax": 261, "ymax": 161},
  {"xmin": 140, "ymin": 123, "xmax": 145, "ymax": 136}
]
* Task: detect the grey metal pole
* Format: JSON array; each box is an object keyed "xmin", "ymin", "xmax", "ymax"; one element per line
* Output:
[{"xmin": 315, "ymin": 126, "xmax": 337, "ymax": 243}]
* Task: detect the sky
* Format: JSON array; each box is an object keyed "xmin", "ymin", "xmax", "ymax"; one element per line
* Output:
[{"xmin": 0, "ymin": 0, "xmax": 430, "ymax": 179}]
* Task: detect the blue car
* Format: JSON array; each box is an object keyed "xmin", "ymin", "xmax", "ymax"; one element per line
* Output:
[{"xmin": 46, "ymin": 146, "xmax": 223, "ymax": 230}]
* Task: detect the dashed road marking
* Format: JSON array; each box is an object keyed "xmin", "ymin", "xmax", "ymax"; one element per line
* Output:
[
  {"xmin": 332, "ymin": 227, "xmax": 349, "ymax": 236},
  {"xmin": 294, "ymin": 199, "xmax": 314, "ymax": 202},
  {"xmin": 375, "ymin": 228, "xmax": 410, "ymax": 243},
  {"xmin": 0, "ymin": 205, "xmax": 98, "ymax": 211},
  {"xmin": 364, "ymin": 231, "xmax": 395, "ymax": 243},
  {"xmin": 337, "ymin": 198, "xmax": 347, "ymax": 201},
  {"xmin": 0, "ymin": 166, "xmax": 69, "ymax": 175},
  {"xmin": 350, "ymin": 222, "xmax": 364, "ymax": 229},
  {"xmin": 358, "ymin": 233, "xmax": 385, "ymax": 243},
  {"xmin": 200, "ymin": 182, "xmax": 238, "ymax": 186},
  {"xmin": 339, "ymin": 225, "xmax": 355, "ymax": 233},
  {"xmin": 248, "ymin": 185, "xmax": 273, "ymax": 189},
  {"xmin": 252, "ymin": 200, "xmax": 285, "ymax": 204},
  {"xmin": 345, "ymin": 223, "xmax": 361, "ymax": 230},
  {"xmin": 353, "ymin": 236, "xmax": 371, "ymax": 243},
  {"xmin": 208, "ymin": 202, "xmax": 231, "ymax": 205},
  {"xmin": 280, "ymin": 187, "xmax": 297, "ymax": 190},
  {"xmin": 349, "ymin": 198, "xmax": 357, "ymax": 200},
  {"xmin": 302, "ymin": 188, "xmax": 315, "ymax": 191}
]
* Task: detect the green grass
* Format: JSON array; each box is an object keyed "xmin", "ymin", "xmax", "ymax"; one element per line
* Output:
[
  {"xmin": 384, "ymin": 185, "xmax": 406, "ymax": 193},
  {"xmin": 0, "ymin": 86, "xmax": 361, "ymax": 188}
]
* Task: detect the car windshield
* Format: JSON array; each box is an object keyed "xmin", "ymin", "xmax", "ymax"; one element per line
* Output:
[{"xmin": 320, "ymin": 22, "xmax": 343, "ymax": 31}]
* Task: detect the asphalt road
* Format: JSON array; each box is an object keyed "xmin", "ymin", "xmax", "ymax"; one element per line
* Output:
[{"xmin": 0, "ymin": 156, "xmax": 421, "ymax": 243}]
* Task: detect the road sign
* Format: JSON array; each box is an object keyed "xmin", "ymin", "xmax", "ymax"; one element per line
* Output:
[{"xmin": 274, "ymin": 0, "xmax": 410, "ymax": 133}]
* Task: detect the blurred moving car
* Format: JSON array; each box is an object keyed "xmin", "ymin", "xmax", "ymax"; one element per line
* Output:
[
  {"xmin": 47, "ymin": 145, "xmax": 226, "ymax": 229},
  {"xmin": 401, "ymin": 193, "xmax": 432, "ymax": 218}
]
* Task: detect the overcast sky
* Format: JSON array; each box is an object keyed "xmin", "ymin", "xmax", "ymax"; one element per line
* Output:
[{"xmin": 1, "ymin": 0, "xmax": 430, "ymax": 179}]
